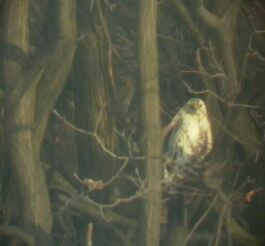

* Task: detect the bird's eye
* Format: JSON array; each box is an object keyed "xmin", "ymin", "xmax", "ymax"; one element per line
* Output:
[
  {"xmin": 196, "ymin": 100, "xmax": 204, "ymax": 108},
  {"xmin": 186, "ymin": 104, "xmax": 197, "ymax": 113}
]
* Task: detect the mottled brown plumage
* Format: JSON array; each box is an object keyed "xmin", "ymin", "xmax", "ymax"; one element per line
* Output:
[{"xmin": 165, "ymin": 98, "xmax": 212, "ymax": 179}]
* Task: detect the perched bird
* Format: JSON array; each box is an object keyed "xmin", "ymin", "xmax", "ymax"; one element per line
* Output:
[{"xmin": 164, "ymin": 98, "xmax": 213, "ymax": 180}]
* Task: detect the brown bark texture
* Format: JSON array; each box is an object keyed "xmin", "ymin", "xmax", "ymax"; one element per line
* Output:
[
  {"xmin": 0, "ymin": 1, "xmax": 264, "ymax": 246},
  {"xmin": 138, "ymin": 0, "xmax": 162, "ymax": 246},
  {"xmin": 2, "ymin": 0, "xmax": 76, "ymax": 244}
]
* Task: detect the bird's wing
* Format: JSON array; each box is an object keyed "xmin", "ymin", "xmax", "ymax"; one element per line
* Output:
[{"xmin": 161, "ymin": 111, "xmax": 182, "ymax": 140}]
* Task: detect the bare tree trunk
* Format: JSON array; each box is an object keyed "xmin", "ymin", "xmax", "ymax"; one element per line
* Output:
[
  {"xmin": 74, "ymin": 1, "xmax": 120, "ymax": 244},
  {"xmin": 2, "ymin": 1, "xmax": 76, "ymax": 244},
  {"xmin": 138, "ymin": 1, "xmax": 162, "ymax": 246},
  {"xmin": 3, "ymin": 2, "xmax": 53, "ymax": 244}
]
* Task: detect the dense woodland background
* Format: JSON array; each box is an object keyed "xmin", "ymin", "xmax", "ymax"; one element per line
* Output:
[{"xmin": 0, "ymin": 0, "xmax": 265, "ymax": 246}]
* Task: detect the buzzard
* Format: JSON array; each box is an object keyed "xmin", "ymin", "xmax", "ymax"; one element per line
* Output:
[{"xmin": 164, "ymin": 98, "xmax": 213, "ymax": 180}]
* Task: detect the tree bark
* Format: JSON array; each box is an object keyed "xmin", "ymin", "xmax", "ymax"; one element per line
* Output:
[
  {"xmin": 138, "ymin": 0, "xmax": 162, "ymax": 245},
  {"xmin": 3, "ymin": 1, "xmax": 52, "ymax": 244},
  {"xmin": 74, "ymin": 1, "xmax": 119, "ymax": 244},
  {"xmin": 195, "ymin": 0, "xmax": 241, "ymax": 99},
  {"xmin": 2, "ymin": 1, "xmax": 76, "ymax": 244}
]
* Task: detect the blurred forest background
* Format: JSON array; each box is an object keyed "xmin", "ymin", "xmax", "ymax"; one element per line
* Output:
[{"xmin": 0, "ymin": 0, "xmax": 265, "ymax": 246}]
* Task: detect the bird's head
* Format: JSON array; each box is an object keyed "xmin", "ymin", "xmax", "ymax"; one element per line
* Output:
[{"xmin": 183, "ymin": 98, "xmax": 206, "ymax": 115}]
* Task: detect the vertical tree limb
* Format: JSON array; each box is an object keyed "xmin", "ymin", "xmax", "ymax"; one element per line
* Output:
[
  {"xmin": 195, "ymin": 0, "xmax": 241, "ymax": 98},
  {"xmin": 3, "ymin": 1, "xmax": 53, "ymax": 244},
  {"xmin": 138, "ymin": 0, "xmax": 162, "ymax": 245},
  {"xmin": 2, "ymin": 1, "xmax": 77, "ymax": 245},
  {"xmin": 35, "ymin": 0, "xmax": 77, "ymax": 150}
]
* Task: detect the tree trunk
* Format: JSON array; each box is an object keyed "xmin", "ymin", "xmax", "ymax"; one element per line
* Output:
[
  {"xmin": 2, "ymin": 1, "xmax": 76, "ymax": 244},
  {"xmin": 138, "ymin": 0, "xmax": 162, "ymax": 245},
  {"xmin": 74, "ymin": 1, "xmax": 119, "ymax": 244},
  {"xmin": 3, "ymin": 2, "xmax": 53, "ymax": 244}
]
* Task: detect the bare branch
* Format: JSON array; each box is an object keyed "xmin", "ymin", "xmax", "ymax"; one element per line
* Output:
[
  {"xmin": 182, "ymin": 196, "xmax": 218, "ymax": 246},
  {"xmin": 196, "ymin": 3, "xmax": 222, "ymax": 30},
  {"xmin": 170, "ymin": 0, "xmax": 205, "ymax": 46},
  {"xmin": 52, "ymin": 109, "xmax": 145, "ymax": 160},
  {"xmin": 0, "ymin": 225, "xmax": 35, "ymax": 246},
  {"xmin": 183, "ymin": 82, "xmax": 260, "ymax": 109},
  {"xmin": 61, "ymin": 196, "xmax": 137, "ymax": 230},
  {"xmin": 35, "ymin": 0, "xmax": 77, "ymax": 148}
]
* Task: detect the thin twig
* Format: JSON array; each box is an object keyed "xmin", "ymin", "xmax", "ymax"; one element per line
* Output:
[
  {"xmin": 182, "ymin": 195, "xmax": 218, "ymax": 246},
  {"xmin": 183, "ymin": 81, "xmax": 260, "ymax": 109},
  {"xmin": 52, "ymin": 109, "xmax": 145, "ymax": 160},
  {"xmin": 103, "ymin": 159, "xmax": 129, "ymax": 187}
]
